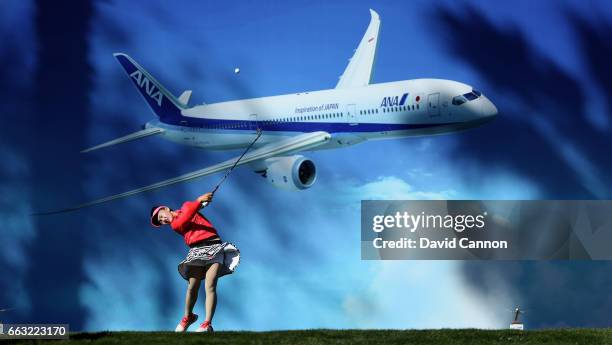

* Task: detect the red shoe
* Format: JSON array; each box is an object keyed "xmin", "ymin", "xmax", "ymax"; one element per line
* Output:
[
  {"xmin": 175, "ymin": 313, "xmax": 198, "ymax": 332},
  {"xmin": 195, "ymin": 320, "xmax": 214, "ymax": 333}
]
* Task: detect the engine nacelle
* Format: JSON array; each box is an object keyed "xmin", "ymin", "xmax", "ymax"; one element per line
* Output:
[{"xmin": 259, "ymin": 155, "xmax": 317, "ymax": 191}]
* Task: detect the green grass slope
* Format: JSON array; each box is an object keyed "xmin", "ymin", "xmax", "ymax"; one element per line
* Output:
[{"xmin": 6, "ymin": 329, "xmax": 612, "ymax": 345}]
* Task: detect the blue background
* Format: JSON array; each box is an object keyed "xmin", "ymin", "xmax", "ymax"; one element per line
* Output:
[{"xmin": 1, "ymin": 0, "xmax": 612, "ymax": 330}]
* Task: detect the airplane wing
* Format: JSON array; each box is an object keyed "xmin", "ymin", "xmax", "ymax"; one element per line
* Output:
[
  {"xmin": 35, "ymin": 131, "xmax": 331, "ymax": 215},
  {"xmin": 336, "ymin": 9, "xmax": 381, "ymax": 89}
]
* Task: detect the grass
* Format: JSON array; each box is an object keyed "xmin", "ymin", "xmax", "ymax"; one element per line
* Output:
[{"xmin": 6, "ymin": 329, "xmax": 612, "ymax": 345}]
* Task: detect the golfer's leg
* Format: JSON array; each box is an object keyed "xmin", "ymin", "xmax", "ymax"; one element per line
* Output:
[
  {"xmin": 204, "ymin": 263, "xmax": 221, "ymax": 322},
  {"xmin": 185, "ymin": 267, "xmax": 205, "ymax": 317}
]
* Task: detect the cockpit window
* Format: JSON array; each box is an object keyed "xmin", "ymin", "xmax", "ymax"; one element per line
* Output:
[
  {"xmin": 464, "ymin": 92, "xmax": 478, "ymax": 101},
  {"xmin": 453, "ymin": 89, "xmax": 482, "ymax": 105},
  {"xmin": 452, "ymin": 95, "xmax": 467, "ymax": 105}
]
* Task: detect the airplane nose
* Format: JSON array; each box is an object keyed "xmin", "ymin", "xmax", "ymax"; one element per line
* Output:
[{"xmin": 481, "ymin": 96, "xmax": 498, "ymax": 117}]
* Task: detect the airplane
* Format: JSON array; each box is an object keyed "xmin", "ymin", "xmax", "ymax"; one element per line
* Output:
[{"xmin": 47, "ymin": 9, "xmax": 498, "ymax": 213}]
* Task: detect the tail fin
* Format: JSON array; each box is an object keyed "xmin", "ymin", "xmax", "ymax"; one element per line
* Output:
[{"xmin": 114, "ymin": 53, "xmax": 185, "ymax": 122}]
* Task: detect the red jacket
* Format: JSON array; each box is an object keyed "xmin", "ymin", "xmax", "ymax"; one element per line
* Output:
[{"xmin": 171, "ymin": 200, "xmax": 219, "ymax": 246}]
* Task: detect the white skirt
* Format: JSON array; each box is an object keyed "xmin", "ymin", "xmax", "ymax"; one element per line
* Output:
[{"xmin": 178, "ymin": 242, "xmax": 240, "ymax": 280}]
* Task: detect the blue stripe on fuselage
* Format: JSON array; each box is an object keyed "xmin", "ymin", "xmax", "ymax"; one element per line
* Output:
[{"xmin": 160, "ymin": 116, "xmax": 460, "ymax": 133}]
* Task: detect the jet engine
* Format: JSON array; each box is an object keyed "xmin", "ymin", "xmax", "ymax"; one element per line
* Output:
[{"xmin": 254, "ymin": 155, "xmax": 317, "ymax": 191}]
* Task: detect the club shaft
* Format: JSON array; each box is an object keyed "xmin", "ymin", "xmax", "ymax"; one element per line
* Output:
[{"xmin": 207, "ymin": 129, "xmax": 262, "ymax": 200}]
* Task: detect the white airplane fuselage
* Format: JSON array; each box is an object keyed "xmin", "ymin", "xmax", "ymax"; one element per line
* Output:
[
  {"xmin": 52, "ymin": 9, "xmax": 501, "ymax": 212},
  {"xmin": 151, "ymin": 78, "xmax": 498, "ymax": 151}
]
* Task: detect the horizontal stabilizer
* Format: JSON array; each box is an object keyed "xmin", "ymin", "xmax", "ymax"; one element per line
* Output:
[{"xmin": 81, "ymin": 127, "xmax": 163, "ymax": 153}]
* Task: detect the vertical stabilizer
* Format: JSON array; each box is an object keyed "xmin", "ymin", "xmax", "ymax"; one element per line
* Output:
[{"xmin": 114, "ymin": 53, "xmax": 185, "ymax": 123}]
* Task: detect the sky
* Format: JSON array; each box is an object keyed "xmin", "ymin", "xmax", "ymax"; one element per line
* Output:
[{"xmin": 1, "ymin": 0, "xmax": 612, "ymax": 331}]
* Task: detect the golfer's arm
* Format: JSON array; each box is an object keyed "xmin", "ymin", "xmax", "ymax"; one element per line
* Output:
[{"xmin": 171, "ymin": 200, "xmax": 201, "ymax": 229}]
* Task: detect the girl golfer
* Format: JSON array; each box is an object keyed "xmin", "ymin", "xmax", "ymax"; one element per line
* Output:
[{"xmin": 150, "ymin": 192, "xmax": 240, "ymax": 333}]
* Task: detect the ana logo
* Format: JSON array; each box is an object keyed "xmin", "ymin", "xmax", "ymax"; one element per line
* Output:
[
  {"xmin": 381, "ymin": 93, "xmax": 409, "ymax": 107},
  {"xmin": 130, "ymin": 70, "xmax": 163, "ymax": 107}
]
